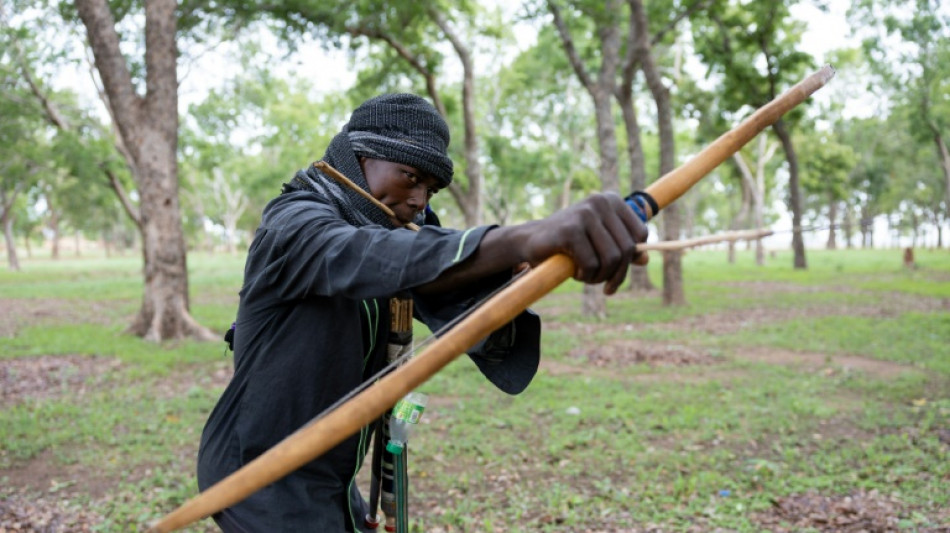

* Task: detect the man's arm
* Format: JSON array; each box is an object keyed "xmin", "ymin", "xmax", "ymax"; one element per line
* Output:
[{"xmin": 416, "ymin": 192, "xmax": 649, "ymax": 296}]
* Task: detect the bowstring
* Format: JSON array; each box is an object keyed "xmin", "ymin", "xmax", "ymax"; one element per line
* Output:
[{"xmin": 303, "ymin": 267, "xmax": 531, "ymax": 428}]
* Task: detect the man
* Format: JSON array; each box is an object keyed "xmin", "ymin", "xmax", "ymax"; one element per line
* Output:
[{"xmin": 197, "ymin": 93, "xmax": 648, "ymax": 531}]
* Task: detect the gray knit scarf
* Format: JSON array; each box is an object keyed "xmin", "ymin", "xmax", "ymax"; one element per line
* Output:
[{"xmin": 285, "ymin": 131, "xmax": 398, "ymax": 229}]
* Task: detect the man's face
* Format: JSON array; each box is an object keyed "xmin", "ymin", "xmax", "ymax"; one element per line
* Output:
[{"xmin": 361, "ymin": 158, "xmax": 442, "ymax": 226}]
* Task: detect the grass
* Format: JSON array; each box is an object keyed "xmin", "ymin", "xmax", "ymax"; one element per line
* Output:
[{"xmin": 1, "ymin": 247, "xmax": 949, "ymax": 531}]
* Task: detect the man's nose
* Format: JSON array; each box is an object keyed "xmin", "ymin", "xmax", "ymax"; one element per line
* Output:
[{"xmin": 406, "ymin": 185, "xmax": 427, "ymax": 211}]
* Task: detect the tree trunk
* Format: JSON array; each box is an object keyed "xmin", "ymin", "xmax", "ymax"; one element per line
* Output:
[
  {"xmin": 616, "ymin": 55, "xmax": 654, "ymax": 292},
  {"xmin": 76, "ymin": 0, "xmax": 215, "ymax": 342},
  {"xmin": 618, "ymin": 92, "xmax": 655, "ymax": 291},
  {"xmin": 48, "ymin": 195, "xmax": 61, "ymax": 260},
  {"xmin": 631, "ymin": 0, "xmax": 683, "ymax": 305},
  {"xmin": 753, "ymin": 135, "xmax": 775, "ymax": 266},
  {"xmin": 843, "ymin": 206, "xmax": 854, "ymax": 249},
  {"xmin": 2, "ymin": 205, "xmax": 19, "ymax": 272},
  {"xmin": 826, "ymin": 196, "xmax": 837, "ymax": 250},
  {"xmin": 1, "ymin": 188, "xmax": 20, "ymax": 271},
  {"xmin": 102, "ymin": 231, "xmax": 112, "ymax": 258},
  {"xmin": 773, "ymin": 119, "xmax": 806, "ymax": 269},
  {"xmin": 860, "ymin": 205, "xmax": 872, "ymax": 248},
  {"xmin": 582, "ymin": 283, "xmax": 606, "ymax": 319},
  {"xmin": 549, "ymin": 0, "xmax": 622, "ymax": 318},
  {"xmin": 429, "ymin": 8, "xmax": 482, "ymax": 227},
  {"xmin": 928, "ymin": 122, "xmax": 950, "ymax": 216},
  {"xmin": 661, "ymin": 250, "xmax": 683, "ymax": 305}
]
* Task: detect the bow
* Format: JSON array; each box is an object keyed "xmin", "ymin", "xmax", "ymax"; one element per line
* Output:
[{"xmin": 147, "ymin": 64, "xmax": 835, "ymax": 533}]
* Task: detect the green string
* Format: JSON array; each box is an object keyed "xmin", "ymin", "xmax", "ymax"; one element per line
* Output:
[{"xmin": 394, "ymin": 446, "xmax": 409, "ymax": 532}]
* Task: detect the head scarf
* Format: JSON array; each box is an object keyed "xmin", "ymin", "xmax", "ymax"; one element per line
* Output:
[{"xmin": 287, "ymin": 94, "xmax": 453, "ymax": 228}]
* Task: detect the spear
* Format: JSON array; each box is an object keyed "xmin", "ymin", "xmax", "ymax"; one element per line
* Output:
[{"xmin": 147, "ymin": 64, "xmax": 835, "ymax": 533}]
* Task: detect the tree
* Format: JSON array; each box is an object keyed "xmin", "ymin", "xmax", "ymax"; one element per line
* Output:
[
  {"xmin": 491, "ymin": 24, "xmax": 601, "ymax": 221},
  {"xmin": 212, "ymin": 0, "xmax": 495, "ymax": 227},
  {"xmin": 799, "ymin": 133, "xmax": 857, "ymax": 249},
  {"xmin": 849, "ymin": 0, "xmax": 950, "ymax": 244},
  {"xmin": 627, "ymin": 0, "xmax": 688, "ymax": 305},
  {"xmin": 70, "ymin": 0, "xmax": 215, "ymax": 341},
  {"xmin": 545, "ymin": 0, "xmax": 626, "ymax": 318},
  {"xmin": 0, "ymin": 20, "xmax": 48, "ymax": 270},
  {"xmin": 732, "ymin": 133, "xmax": 779, "ymax": 263},
  {"xmin": 180, "ymin": 47, "xmax": 357, "ymax": 251},
  {"xmin": 693, "ymin": 0, "xmax": 814, "ymax": 268},
  {"xmin": 544, "ymin": 0, "xmax": 702, "ymax": 307}
]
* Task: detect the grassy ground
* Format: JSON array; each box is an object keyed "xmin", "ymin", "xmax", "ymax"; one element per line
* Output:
[{"xmin": 1, "ymin": 247, "xmax": 948, "ymax": 532}]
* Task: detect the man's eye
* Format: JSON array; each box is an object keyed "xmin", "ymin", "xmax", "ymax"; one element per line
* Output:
[{"xmin": 403, "ymin": 171, "xmax": 418, "ymax": 184}]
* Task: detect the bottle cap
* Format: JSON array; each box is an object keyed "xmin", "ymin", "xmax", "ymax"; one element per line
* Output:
[
  {"xmin": 386, "ymin": 441, "xmax": 404, "ymax": 455},
  {"xmin": 364, "ymin": 513, "xmax": 380, "ymax": 529}
]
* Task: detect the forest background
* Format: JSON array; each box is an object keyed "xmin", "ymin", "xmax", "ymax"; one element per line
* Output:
[{"xmin": 1, "ymin": 0, "xmax": 949, "ymax": 335}]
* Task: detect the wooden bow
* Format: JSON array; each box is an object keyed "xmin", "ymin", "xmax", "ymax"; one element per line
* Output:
[{"xmin": 147, "ymin": 64, "xmax": 835, "ymax": 532}]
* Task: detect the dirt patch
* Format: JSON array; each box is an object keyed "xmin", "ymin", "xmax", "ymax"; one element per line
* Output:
[
  {"xmin": 731, "ymin": 347, "xmax": 917, "ymax": 380},
  {"xmin": 750, "ymin": 489, "xmax": 927, "ymax": 532},
  {"xmin": 656, "ymin": 286, "xmax": 948, "ymax": 337},
  {"xmin": 0, "ymin": 355, "xmax": 122, "ymax": 408},
  {"xmin": 0, "ymin": 488, "xmax": 102, "ymax": 532},
  {"xmin": 569, "ymin": 339, "xmax": 717, "ymax": 368},
  {"xmin": 0, "ymin": 447, "xmax": 120, "ymax": 501}
]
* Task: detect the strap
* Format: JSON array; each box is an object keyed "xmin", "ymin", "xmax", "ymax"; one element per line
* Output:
[{"xmin": 394, "ymin": 447, "xmax": 409, "ymax": 532}]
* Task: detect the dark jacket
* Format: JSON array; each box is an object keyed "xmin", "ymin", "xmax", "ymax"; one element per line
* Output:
[{"xmin": 197, "ymin": 190, "xmax": 539, "ymax": 532}]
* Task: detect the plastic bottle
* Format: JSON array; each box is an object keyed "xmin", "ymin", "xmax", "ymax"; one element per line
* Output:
[{"xmin": 386, "ymin": 391, "xmax": 428, "ymax": 455}]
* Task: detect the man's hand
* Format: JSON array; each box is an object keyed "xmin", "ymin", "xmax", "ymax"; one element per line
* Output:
[
  {"xmin": 416, "ymin": 192, "xmax": 649, "ymax": 295},
  {"xmin": 519, "ymin": 192, "xmax": 649, "ymax": 294}
]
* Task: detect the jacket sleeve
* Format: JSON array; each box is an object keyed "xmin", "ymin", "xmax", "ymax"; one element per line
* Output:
[
  {"xmin": 412, "ymin": 270, "xmax": 541, "ymax": 395},
  {"xmin": 239, "ymin": 192, "xmax": 493, "ymax": 309}
]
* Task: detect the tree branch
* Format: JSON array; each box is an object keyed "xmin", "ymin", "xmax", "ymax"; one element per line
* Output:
[
  {"xmin": 74, "ymin": 0, "xmax": 143, "ymax": 148},
  {"xmin": 83, "ymin": 45, "xmax": 138, "ymax": 173},
  {"xmin": 347, "ymin": 25, "xmax": 447, "ymax": 117},
  {"xmin": 104, "ymin": 167, "xmax": 142, "ymax": 228},
  {"xmin": 651, "ymin": 0, "xmax": 712, "ymax": 46},
  {"xmin": 547, "ymin": 0, "xmax": 594, "ymax": 91}
]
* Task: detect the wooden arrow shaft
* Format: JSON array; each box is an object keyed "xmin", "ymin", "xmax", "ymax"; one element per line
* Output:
[{"xmin": 148, "ymin": 65, "xmax": 835, "ymax": 533}]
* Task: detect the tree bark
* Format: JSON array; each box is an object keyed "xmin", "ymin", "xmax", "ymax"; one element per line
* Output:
[
  {"xmin": 616, "ymin": 0, "xmax": 654, "ymax": 292},
  {"xmin": 429, "ymin": 8, "xmax": 482, "ymax": 227},
  {"xmin": 630, "ymin": 0, "xmax": 684, "ymax": 305},
  {"xmin": 1, "ymin": 189, "xmax": 20, "ymax": 272},
  {"xmin": 843, "ymin": 205, "xmax": 854, "ymax": 249},
  {"xmin": 549, "ymin": 0, "xmax": 624, "ymax": 318},
  {"xmin": 826, "ymin": 195, "xmax": 837, "ymax": 250},
  {"xmin": 772, "ymin": 119, "xmax": 807, "ymax": 269},
  {"xmin": 76, "ymin": 0, "xmax": 215, "ymax": 341},
  {"xmin": 753, "ymin": 136, "xmax": 776, "ymax": 265},
  {"xmin": 47, "ymin": 194, "xmax": 61, "ymax": 260},
  {"xmin": 927, "ymin": 121, "xmax": 950, "ymax": 218}
]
